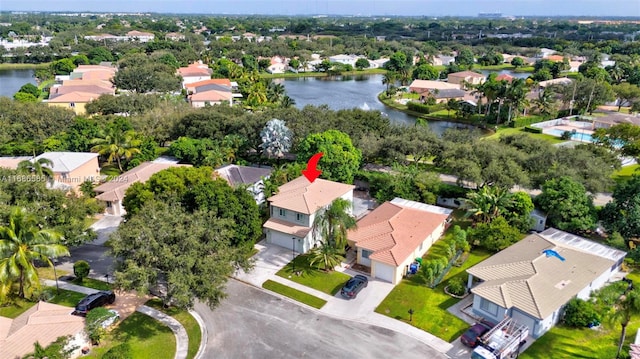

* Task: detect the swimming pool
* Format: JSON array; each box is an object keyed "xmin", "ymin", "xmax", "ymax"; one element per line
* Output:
[{"xmin": 546, "ymin": 128, "xmax": 595, "ymax": 142}]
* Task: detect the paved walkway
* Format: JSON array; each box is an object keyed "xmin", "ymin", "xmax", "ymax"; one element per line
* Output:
[
  {"xmin": 137, "ymin": 306, "xmax": 189, "ymax": 359},
  {"xmin": 234, "ymin": 241, "xmax": 454, "ymax": 355},
  {"xmin": 42, "ymin": 279, "xmax": 190, "ymax": 359}
]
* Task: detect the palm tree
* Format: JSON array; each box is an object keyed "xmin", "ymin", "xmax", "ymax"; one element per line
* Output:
[
  {"xmin": 462, "ymin": 186, "xmax": 514, "ymax": 223},
  {"xmin": 505, "ymin": 79, "xmax": 528, "ymax": 124},
  {"xmin": 280, "ymin": 95, "xmax": 296, "ymax": 108},
  {"xmin": 382, "ymin": 72, "xmax": 398, "ymax": 94},
  {"xmin": 533, "ymin": 88, "xmax": 557, "ymax": 119},
  {"xmin": 312, "ymin": 198, "xmax": 356, "ymax": 251},
  {"xmin": 0, "ymin": 208, "xmax": 69, "ymax": 300},
  {"xmin": 608, "ymin": 288, "xmax": 640, "ymax": 359},
  {"xmin": 17, "ymin": 158, "xmax": 54, "ymax": 183},
  {"xmin": 90, "ymin": 128, "xmax": 141, "ymax": 172},
  {"xmin": 307, "ymin": 241, "xmax": 345, "ymax": 271},
  {"xmin": 267, "ymin": 82, "xmax": 286, "ymax": 103}
]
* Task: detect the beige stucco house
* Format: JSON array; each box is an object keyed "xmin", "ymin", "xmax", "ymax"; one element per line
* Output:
[
  {"xmin": 348, "ymin": 198, "xmax": 452, "ymax": 284},
  {"xmin": 263, "ymin": 176, "xmax": 354, "ymax": 253},
  {"xmin": 447, "ymin": 70, "xmax": 486, "ymax": 87},
  {"xmin": 33, "ymin": 152, "xmax": 100, "ymax": 190}
]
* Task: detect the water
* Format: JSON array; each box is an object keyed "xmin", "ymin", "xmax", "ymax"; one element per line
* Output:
[
  {"xmin": 479, "ymin": 69, "xmax": 531, "ymax": 80},
  {"xmin": 0, "ymin": 69, "xmax": 36, "ymax": 98},
  {"xmin": 282, "ymin": 74, "xmax": 470, "ymax": 135},
  {"xmin": 546, "ymin": 128, "xmax": 595, "ymax": 142}
]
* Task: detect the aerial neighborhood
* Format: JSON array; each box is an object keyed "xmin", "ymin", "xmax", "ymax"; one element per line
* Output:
[{"xmin": 2, "ymin": 3, "xmax": 640, "ymax": 359}]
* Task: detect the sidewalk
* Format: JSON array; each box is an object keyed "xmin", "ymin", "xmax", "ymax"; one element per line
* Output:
[{"xmin": 237, "ymin": 242, "xmax": 454, "ymax": 355}]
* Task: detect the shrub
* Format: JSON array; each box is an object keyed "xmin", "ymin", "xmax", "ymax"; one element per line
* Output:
[
  {"xmin": 524, "ymin": 126, "xmax": 543, "ymax": 134},
  {"xmin": 73, "ymin": 260, "xmax": 90, "ymax": 282},
  {"xmin": 85, "ymin": 307, "xmax": 115, "ymax": 344},
  {"xmin": 560, "ymin": 131, "xmax": 573, "ymax": 140},
  {"xmin": 102, "ymin": 343, "xmax": 132, "ymax": 359},
  {"xmin": 446, "ymin": 277, "xmax": 467, "ymax": 296},
  {"xmin": 510, "ymin": 116, "xmax": 545, "ymax": 128},
  {"xmin": 407, "ymin": 101, "xmax": 432, "ymax": 114},
  {"xmin": 563, "ymin": 298, "xmax": 600, "ymax": 327},
  {"xmin": 421, "ymin": 257, "xmax": 448, "ymax": 287}
]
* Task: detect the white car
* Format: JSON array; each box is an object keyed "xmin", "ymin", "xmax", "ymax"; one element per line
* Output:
[{"xmin": 100, "ymin": 309, "xmax": 120, "ymax": 328}]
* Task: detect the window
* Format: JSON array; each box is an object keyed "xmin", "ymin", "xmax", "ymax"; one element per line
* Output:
[
  {"xmin": 362, "ymin": 250, "xmax": 371, "ymax": 259},
  {"xmin": 480, "ymin": 298, "xmax": 498, "ymax": 316},
  {"xmin": 419, "ymin": 241, "xmax": 424, "ymax": 251},
  {"xmin": 279, "ymin": 208, "xmax": 286, "ymax": 217},
  {"xmin": 296, "ymin": 213, "xmax": 305, "ymax": 222},
  {"xmin": 70, "ymin": 102, "xmax": 75, "ymax": 108}
]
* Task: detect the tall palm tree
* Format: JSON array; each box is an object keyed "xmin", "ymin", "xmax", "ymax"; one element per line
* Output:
[
  {"xmin": 382, "ymin": 72, "xmax": 398, "ymax": 94},
  {"xmin": 462, "ymin": 186, "xmax": 514, "ymax": 223},
  {"xmin": 506, "ymin": 79, "xmax": 528, "ymax": 124},
  {"xmin": 0, "ymin": 208, "xmax": 69, "ymax": 300},
  {"xmin": 608, "ymin": 288, "xmax": 640, "ymax": 359},
  {"xmin": 533, "ymin": 88, "xmax": 557, "ymax": 119},
  {"xmin": 17, "ymin": 158, "xmax": 54, "ymax": 182},
  {"xmin": 312, "ymin": 198, "xmax": 356, "ymax": 250},
  {"xmin": 91, "ymin": 128, "xmax": 141, "ymax": 172}
]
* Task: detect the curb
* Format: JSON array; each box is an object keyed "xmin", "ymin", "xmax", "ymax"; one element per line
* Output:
[
  {"xmin": 189, "ymin": 309, "xmax": 208, "ymax": 359},
  {"xmin": 137, "ymin": 305, "xmax": 189, "ymax": 359}
]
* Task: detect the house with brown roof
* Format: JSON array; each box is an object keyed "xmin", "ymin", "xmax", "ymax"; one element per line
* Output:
[
  {"xmin": 447, "ymin": 70, "xmax": 486, "ymax": 87},
  {"xmin": 347, "ymin": 198, "xmax": 452, "ymax": 284},
  {"xmin": 466, "ymin": 228, "xmax": 626, "ymax": 338},
  {"xmin": 177, "ymin": 62, "xmax": 213, "ymax": 86},
  {"xmin": 409, "ymin": 80, "xmax": 461, "ymax": 94},
  {"xmin": 46, "ymin": 91, "xmax": 101, "ymax": 115},
  {"xmin": 263, "ymin": 176, "xmax": 354, "ymax": 253},
  {"xmin": 94, "ymin": 161, "xmax": 188, "ymax": 216},
  {"xmin": 189, "ymin": 90, "xmax": 234, "ymax": 108},
  {"xmin": 0, "ymin": 301, "xmax": 86, "ymax": 359}
]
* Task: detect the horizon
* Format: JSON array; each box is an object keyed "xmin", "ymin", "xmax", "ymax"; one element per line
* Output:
[{"xmin": 2, "ymin": 0, "xmax": 639, "ymax": 18}]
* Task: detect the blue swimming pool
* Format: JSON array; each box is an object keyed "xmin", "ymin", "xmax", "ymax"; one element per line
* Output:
[{"xmin": 546, "ymin": 128, "xmax": 595, "ymax": 142}]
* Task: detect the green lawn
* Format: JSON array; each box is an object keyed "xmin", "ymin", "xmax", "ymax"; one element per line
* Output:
[
  {"xmin": 276, "ymin": 254, "xmax": 351, "ymax": 295},
  {"xmin": 521, "ymin": 271, "xmax": 640, "ymax": 359},
  {"xmin": 612, "ymin": 164, "xmax": 640, "ymax": 183},
  {"xmin": 485, "ymin": 126, "xmax": 566, "ymax": 144},
  {"xmin": 36, "ymin": 266, "xmax": 70, "ymax": 280},
  {"xmin": 81, "ymin": 311, "xmax": 176, "ymax": 359},
  {"xmin": 0, "ymin": 63, "xmax": 50, "ymax": 70},
  {"xmin": 46, "ymin": 287, "xmax": 87, "ymax": 307},
  {"xmin": 146, "ymin": 299, "xmax": 202, "ymax": 359},
  {"xmin": 0, "ymin": 298, "xmax": 37, "ymax": 318},
  {"xmin": 262, "ymin": 280, "xmax": 327, "ymax": 309},
  {"xmin": 475, "ymin": 64, "xmax": 516, "ymax": 71},
  {"xmin": 71, "ymin": 277, "xmax": 112, "ymax": 291}
]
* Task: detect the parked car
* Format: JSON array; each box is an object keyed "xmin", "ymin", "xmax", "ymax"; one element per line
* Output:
[
  {"xmin": 100, "ymin": 309, "xmax": 120, "ymax": 328},
  {"xmin": 340, "ymin": 274, "xmax": 368, "ymax": 299},
  {"xmin": 460, "ymin": 321, "xmax": 493, "ymax": 348},
  {"xmin": 73, "ymin": 291, "xmax": 116, "ymax": 316}
]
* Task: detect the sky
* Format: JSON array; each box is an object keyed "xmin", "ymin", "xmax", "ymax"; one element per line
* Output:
[{"xmin": 1, "ymin": 0, "xmax": 639, "ymax": 17}]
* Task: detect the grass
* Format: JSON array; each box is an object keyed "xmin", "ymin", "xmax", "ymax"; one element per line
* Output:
[
  {"xmin": 0, "ymin": 63, "xmax": 50, "ymax": 70},
  {"xmin": 145, "ymin": 299, "xmax": 202, "ymax": 359},
  {"xmin": 475, "ymin": 64, "xmax": 516, "ymax": 71},
  {"xmin": 46, "ymin": 287, "xmax": 87, "ymax": 307},
  {"xmin": 276, "ymin": 254, "xmax": 351, "ymax": 295},
  {"xmin": 262, "ymin": 280, "xmax": 327, "ymax": 309},
  {"xmin": 0, "ymin": 298, "xmax": 37, "ymax": 318},
  {"xmin": 36, "ymin": 266, "xmax": 69, "ymax": 280},
  {"xmin": 260, "ymin": 68, "xmax": 387, "ymax": 79},
  {"xmin": 612, "ymin": 164, "xmax": 640, "ymax": 183},
  {"xmin": 81, "ymin": 311, "xmax": 176, "ymax": 359},
  {"xmin": 72, "ymin": 277, "xmax": 112, "ymax": 291},
  {"xmin": 521, "ymin": 271, "xmax": 640, "ymax": 359},
  {"xmin": 375, "ymin": 222, "xmax": 492, "ymax": 342},
  {"xmin": 484, "ymin": 126, "xmax": 566, "ymax": 144}
]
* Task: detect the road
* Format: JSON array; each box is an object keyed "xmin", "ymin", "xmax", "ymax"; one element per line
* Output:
[{"xmin": 194, "ymin": 280, "xmax": 448, "ymax": 359}]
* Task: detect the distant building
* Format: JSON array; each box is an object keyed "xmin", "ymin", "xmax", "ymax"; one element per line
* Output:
[
  {"xmin": 478, "ymin": 13, "xmax": 502, "ymax": 18},
  {"xmin": 447, "ymin": 71, "xmax": 486, "ymax": 87}
]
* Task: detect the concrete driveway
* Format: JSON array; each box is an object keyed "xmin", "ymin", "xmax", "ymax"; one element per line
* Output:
[
  {"xmin": 234, "ymin": 240, "xmax": 294, "ymax": 286},
  {"xmin": 56, "ymin": 215, "xmax": 122, "ymax": 280},
  {"xmin": 195, "ymin": 279, "xmax": 448, "ymax": 359}
]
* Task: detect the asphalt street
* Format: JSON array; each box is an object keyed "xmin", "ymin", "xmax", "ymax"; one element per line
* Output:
[{"xmin": 195, "ymin": 279, "xmax": 448, "ymax": 359}]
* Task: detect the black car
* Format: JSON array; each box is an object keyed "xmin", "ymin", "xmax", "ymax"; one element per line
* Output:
[
  {"xmin": 460, "ymin": 321, "xmax": 493, "ymax": 348},
  {"xmin": 73, "ymin": 291, "xmax": 116, "ymax": 316},
  {"xmin": 340, "ymin": 274, "xmax": 368, "ymax": 299}
]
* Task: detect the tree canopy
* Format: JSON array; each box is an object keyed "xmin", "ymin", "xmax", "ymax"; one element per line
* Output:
[
  {"xmin": 536, "ymin": 177, "xmax": 597, "ymax": 233},
  {"xmin": 296, "ymin": 130, "xmax": 362, "ymax": 184}
]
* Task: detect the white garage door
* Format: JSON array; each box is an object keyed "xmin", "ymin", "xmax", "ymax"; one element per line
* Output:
[
  {"xmin": 268, "ymin": 231, "xmax": 296, "ymax": 251},
  {"xmin": 510, "ymin": 308, "xmax": 537, "ymax": 337},
  {"xmin": 374, "ymin": 262, "xmax": 395, "ymax": 283}
]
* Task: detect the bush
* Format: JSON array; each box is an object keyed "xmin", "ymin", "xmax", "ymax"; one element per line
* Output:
[
  {"xmin": 73, "ymin": 260, "xmax": 90, "ymax": 282},
  {"xmin": 102, "ymin": 343, "xmax": 131, "ymax": 359},
  {"xmin": 85, "ymin": 307, "xmax": 115, "ymax": 344},
  {"xmin": 446, "ymin": 277, "xmax": 467, "ymax": 296},
  {"xmin": 407, "ymin": 101, "xmax": 432, "ymax": 114},
  {"xmin": 510, "ymin": 116, "xmax": 545, "ymax": 128},
  {"xmin": 563, "ymin": 298, "xmax": 600, "ymax": 327},
  {"xmin": 524, "ymin": 126, "xmax": 543, "ymax": 134},
  {"xmin": 560, "ymin": 131, "xmax": 573, "ymax": 140}
]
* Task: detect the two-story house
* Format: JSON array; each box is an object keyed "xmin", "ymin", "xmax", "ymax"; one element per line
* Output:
[{"xmin": 263, "ymin": 176, "xmax": 354, "ymax": 253}]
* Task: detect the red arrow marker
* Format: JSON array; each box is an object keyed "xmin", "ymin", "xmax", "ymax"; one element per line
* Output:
[{"xmin": 302, "ymin": 152, "xmax": 323, "ymax": 183}]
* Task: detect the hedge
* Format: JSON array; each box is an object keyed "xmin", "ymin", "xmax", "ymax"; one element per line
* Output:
[
  {"xmin": 510, "ymin": 116, "xmax": 545, "ymax": 128},
  {"xmin": 524, "ymin": 126, "xmax": 543, "ymax": 134},
  {"xmin": 407, "ymin": 101, "xmax": 432, "ymax": 114}
]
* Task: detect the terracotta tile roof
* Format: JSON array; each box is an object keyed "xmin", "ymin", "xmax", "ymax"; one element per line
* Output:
[
  {"xmin": 267, "ymin": 176, "xmax": 354, "ymax": 215},
  {"xmin": 409, "ymin": 80, "xmax": 460, "ymax": 91},
  {"xmin": 49, "ymin": 85, "xmax": 114, "ymax": 100},
  {"xmin": 177, "ymin": 63, "xmax": 213, "ymax": 77},
  {"xmin": 468, "ymin": 229, "xmax": 627, "ymax": 320},
  {"xmin": 0, "ymin": 156, "xmax": 30, "ymax": 170},
  {"xmin": 263, "ymin": 218, "xmax": 312, "ymax": 237},
  {"xmin": 495, "ymin": 74, "xmax": 514, "ymax": 82},
  {"xmin": 348, "ymin": 198, "xmax": 452, "ymax": 266},
  {"xmin": 46, "ymin": 91, "xmax": 99, "ymax": 103},
  {"xmin": 75, "ymin": 70, "xmax": 115, "ymax": 81},
  {"xmin": 94, "ymin": 162, "xmax": 188, "ymax": 202},
  {"xmin": 185, "ymin": 78, "xmax": 232, "ymax": 90},
  {"xmin": 545, "ymin": 55, "xmax": 565, "ymax": 62},
  {"xmin": 0, "ymin": 301, "xmax": 84, "ymax": 359},
  {"xmin": 189, "ymin": 90, "xmax": 233, "ymax": 102},
  {"xmin": 61, "ymin": 78, "xmax": 114, "ymax": 88},
  {"xmin": 127, "ymin": 30, "xmax": 154, "ymax": 37},
  {"xmin": 75, "ymin": 64, "xmax": 116, "ymax": 72},
  {"xmin": 448, "ymin": 70, "xmax": 486, "ymax": 78}
]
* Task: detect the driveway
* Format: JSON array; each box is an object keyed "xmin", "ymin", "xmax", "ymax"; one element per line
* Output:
[
  {"xmin": 234, "ymin": 240, "xmax": 294, "ymax": 287},
  {"xmin": 195, "ymin": 279, "xmax": 448, "ymax": 359},
  {"xmin": 56, "ymin": 215, "xmax": 122, "ymax": 280}
]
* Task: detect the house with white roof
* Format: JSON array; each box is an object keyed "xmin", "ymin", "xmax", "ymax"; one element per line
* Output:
[
  {"xmin": 466, "ymin": 228, "xmax": 626, "ymax": 338},
  {"xmin": 263, "ymin": 176, "xmax": 354, "ymax": 253},
  {"xmin": 33, "ymin": 152, "xmax": 100, "ymax": 190},
  {"xmin": 347, "ymin": 198, "xmax": 452, "ymax": 284}
]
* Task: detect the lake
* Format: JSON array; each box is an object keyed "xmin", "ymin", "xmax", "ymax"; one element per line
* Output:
[
  {"xmin": 0, "ymin": 69, "xmax": 36, "ymax": 98},
  {"xmin": 282, "ymin": 74, "xmax": 469, "ymax": 134}
]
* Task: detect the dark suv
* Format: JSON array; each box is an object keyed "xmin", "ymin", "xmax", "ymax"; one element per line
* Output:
[
  {"xmin": 460, "ymin": 321, "xmax": 494, "ymax": 348},
  {"xmin": 340, "ymin": 274, "xmax": 368, "ymax": 299},
  {"xmin": 73, "ymin": 291, "xmax": 116, "ymax": 316}
]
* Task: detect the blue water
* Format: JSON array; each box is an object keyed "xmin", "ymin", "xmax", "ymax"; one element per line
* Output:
[{"xmin": 546, "ymin": 128, "xmax": 594, "ymax": 142}]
